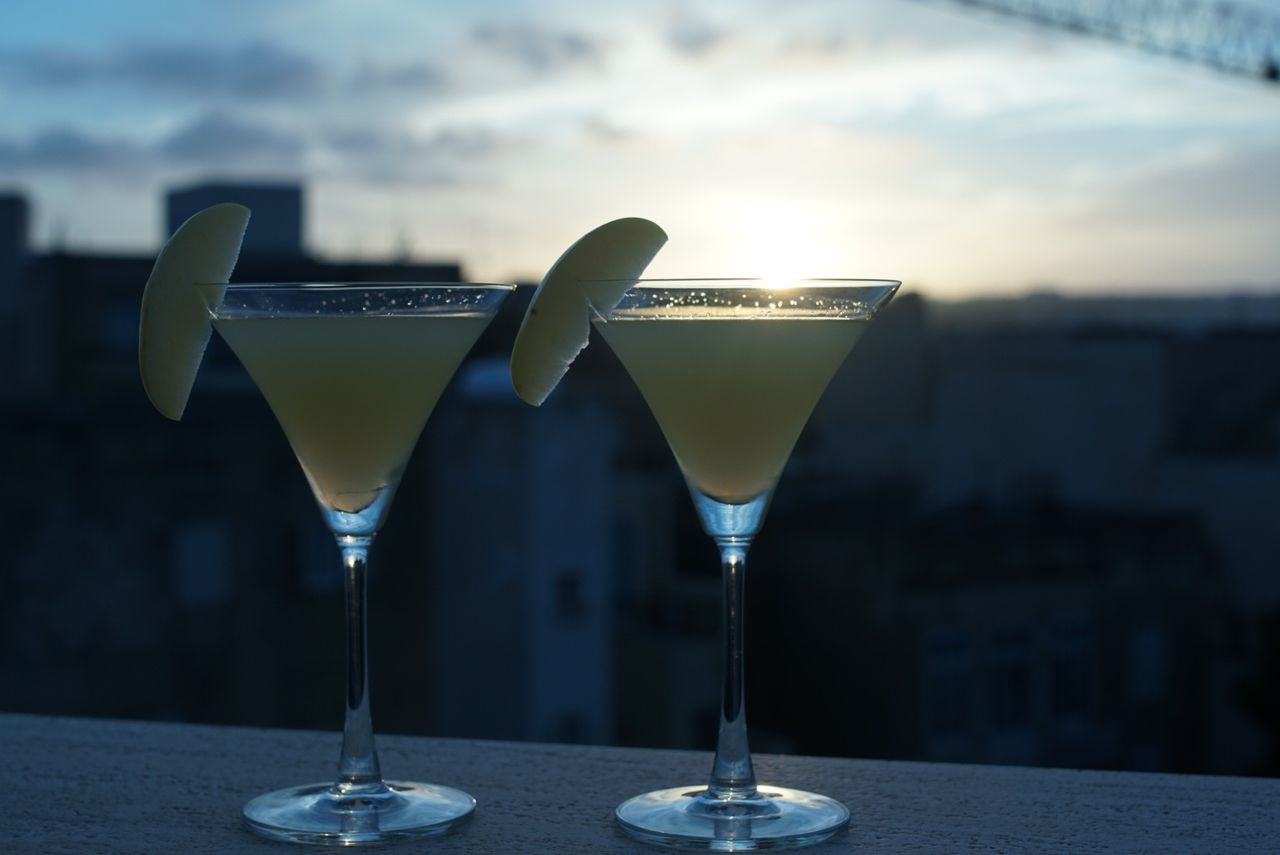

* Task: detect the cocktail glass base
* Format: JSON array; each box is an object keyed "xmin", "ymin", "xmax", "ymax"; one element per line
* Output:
[
  {"xmin": 244, "ymin": 779, "xmax": 475, "ymax": 846},
  {"xmin": 616, "ymin": 785, "xmax": 848, "ymax": 850}
]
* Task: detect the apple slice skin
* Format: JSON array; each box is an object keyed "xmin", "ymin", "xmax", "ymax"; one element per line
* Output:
[
  {"xmin": 511, "ymin": 217, "xmax": 667, "ymax": 406},
  {"xmin": 138, "ymin": 203, "xmax": 250, "ymax": 420}
]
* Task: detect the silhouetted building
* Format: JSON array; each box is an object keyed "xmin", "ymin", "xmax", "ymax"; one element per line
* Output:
[
  {"xmin": 4, "ymin": 180, "xmax": 1279, "ymax": 777},
  {"xmin": 750, "ymin": 496, "xmax": 1236, "ymax": 772},
  {"xmin": 167, "ymin": 182, "xmax": 304, "ymax": 256},
  {"xmin": 0, "ymin": 191, "xmax": 29, "ymax": 325},
  {"xmin": 427, "ymin": 362, "xmax": 618, "ymax": 744}
]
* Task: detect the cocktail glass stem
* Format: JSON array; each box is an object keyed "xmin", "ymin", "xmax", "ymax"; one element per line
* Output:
[
  {"xmin": 707, "ymin": 538, "xmax": 757, "ymax": 799},
  {"xmin": 614, "ymin": 484, "xmax": 848, "ymax": 847},
  {"xmin": 688, "ymin": 487, "xmax": 773, "ymax": 811},
  {"xmin": 337, "ymin": 535, "xmax": 383, "ymax": 790}
]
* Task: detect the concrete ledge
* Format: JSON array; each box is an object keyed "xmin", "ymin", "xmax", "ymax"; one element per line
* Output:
[{"xmin": 4, "ymin": 713, "xmax": 1278, "ymax": 853}]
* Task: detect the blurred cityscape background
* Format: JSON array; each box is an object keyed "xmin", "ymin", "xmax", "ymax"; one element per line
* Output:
[
  {"xmin": 2, "ymin": 0, "xmax": 1279, "ymax": 778},
  {"xmin": 3, "ymin": 180, "xmax": 1280, "ymax": 776}
]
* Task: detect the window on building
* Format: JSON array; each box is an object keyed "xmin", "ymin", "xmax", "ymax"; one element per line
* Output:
[
  {"xmin": 923, "ymin": 627, "xmax": 974, "ymax": 738},
  {"xmin": 555, "ymin": 712, "xmax": 585, "ymax": 744},
  {"xmin": 102, "ymin": 303, "xmax": 137, "ymax": 352},
  {"xmin": 172, "ymin": 522, "xmax": 231, "ymax": 607},
  {"xmin": 1127, "ymin": 623, "xmax": 1167, "ymax": 704},
  {"xmin": 555, "ymin": 569, "xmax": 586, "ymax": 621},
  {"xmin": 990, "ymin": 629, "xmax": 1032, "ymax": 729},
  {"xmin": 1049, "ymin": 611, "xmax": 1094, "ymax": 719},
  {"xmin": 613, "ymin": 519, "xmax": 638, "ymax": 608}
]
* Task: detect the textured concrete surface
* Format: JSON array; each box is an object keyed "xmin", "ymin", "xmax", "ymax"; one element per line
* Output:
[{"xmin": 3, "ymin": 713, "xmax": 1278, "ymax": 853}]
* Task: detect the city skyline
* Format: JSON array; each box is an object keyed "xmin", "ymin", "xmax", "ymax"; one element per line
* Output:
[
  {"xmin": 5, "ymin": 232, "xmax": 1277, "ymax": 776},
  {"xmin": 2, "ymin": 0, "xmax": 1279, "ymax": 295}
]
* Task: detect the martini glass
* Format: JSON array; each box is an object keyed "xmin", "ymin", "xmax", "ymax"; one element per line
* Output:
[
  {"xmin": 205, "ymin": 282, "xmax": 513, "ymax": 845},
  {"xmin": 595, "ymin": 278, "xmax": 898, "ymax": 850}
]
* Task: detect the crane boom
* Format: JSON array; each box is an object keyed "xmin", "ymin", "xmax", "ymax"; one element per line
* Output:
[{"xmin": 926, "ymin": 0, "xmax": 1279, "ymax": 85}]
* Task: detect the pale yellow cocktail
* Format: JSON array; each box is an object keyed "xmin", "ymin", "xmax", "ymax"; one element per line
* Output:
[
  {"xmin": 215, "ymin": 314, "xmax": 490, "ymax": 512},
  {"xmin": 597, "ymin": 317, "xmax": 865, "ymax": 503}
]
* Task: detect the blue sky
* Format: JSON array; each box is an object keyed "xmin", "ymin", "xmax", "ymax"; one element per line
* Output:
[{"xmin": 2, "ymin": 0, "xmax": 1279, "ymax": 295}]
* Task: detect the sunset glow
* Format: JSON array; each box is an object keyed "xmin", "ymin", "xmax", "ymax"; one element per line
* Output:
[{"xmin": 1, "ymin": 0, "xmax": 1278, "ymax": 293}]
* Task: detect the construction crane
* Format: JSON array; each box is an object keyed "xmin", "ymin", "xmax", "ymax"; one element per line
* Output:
[{"xmin": 921, "ymin": 0, "xmax": 1280, "ymax": 86}]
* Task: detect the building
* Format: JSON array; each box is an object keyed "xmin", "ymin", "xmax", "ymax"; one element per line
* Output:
[
  {"xmin": 0, "ymin": 192, "xmax": 29, "ymax": 327},
  {"xmin": 746, "ymin": 494, "xmax": 1241, "ymax": 773},
  {"xmin": 423, "ymin": 358, "xmax": 617, "ymax": 743},
  {"xmin": 167, "ymin": 182, "xmax": 304, "ymax": 256},
  {"xmin": 3, "ymin": 180, "xmax": 1277, "ymax": 775}
]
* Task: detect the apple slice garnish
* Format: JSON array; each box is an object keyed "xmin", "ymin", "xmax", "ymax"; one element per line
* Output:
[
  {"xmin": 510, "ymin": 217, "xmax": 666, "ymax": 406},
  {"xmin": 138, "ymin": 203, "xmax": 250, "ymax": 420}
]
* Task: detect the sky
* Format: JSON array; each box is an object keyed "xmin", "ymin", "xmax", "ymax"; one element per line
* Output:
[{"xmin": 1, "ymin": 0, "xmax": 1278, "ymax": 296}]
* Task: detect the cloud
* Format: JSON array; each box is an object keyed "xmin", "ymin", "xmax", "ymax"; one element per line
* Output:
[
  {"xmin": 580, "ymin": 116, "xmax": 638, "ymax": 144},
  {"xmin": 469, "ymin": 23, "xmax": 603, "ymax": 73},
  {"xmin": 665, "ymin": 16, "xmax": 732, "ymax": 58},
  {"xmin": 328, "ymin": 125, "xmax": 502, "ymax": 159},
  {"xmin": 777, "ymin": 31, "xmax": 853, "ymax": 61},
  {"xmin": 349, "ymin": 60, "xmax": 444, "ymax": 94},
  {"xmin": 0, "ymin": 113, "xmax": 304, "ymax": 173},
  {"xmin": 0, "ymin": 106, "xmax": 517, "ymax": 189},
  {"xmin": 160, "ymin": 113, "xmax": 305, "ymax": 162},
  {"xmin": 323, "ymin": 125, "xmax": 510, "ymax": 184},
  {"xmin": 0, "ymin": 127, "xmax": 142, "ymax": 170},
  {"xmin": 1064, "ymin": 141, "xmax": 1280, "ymax": 232},
  {"xmin": 0, "ymin": 41, "xmax": 324, "ymax": 100},
  {"xmin": 1001, "ymin": 140, "xmax": 1280, "ymax": 284}
]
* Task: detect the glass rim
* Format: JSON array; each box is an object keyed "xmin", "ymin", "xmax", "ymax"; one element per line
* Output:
[
  {"xmin": 215, "ymin": 281, "xmax": 516, "ymax": 291},
  {"xmin": 581, "ymin": 277, "xmax": 901, "ymax": 288},
  {"xmin": 205, "ymin": 280, "xmax": 513, "ymax": 320}
]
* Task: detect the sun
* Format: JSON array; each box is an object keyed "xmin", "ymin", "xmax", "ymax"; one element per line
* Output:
[{"xmin": 724, "ymin": 201, "xmax": 841, "ymax": 287}]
